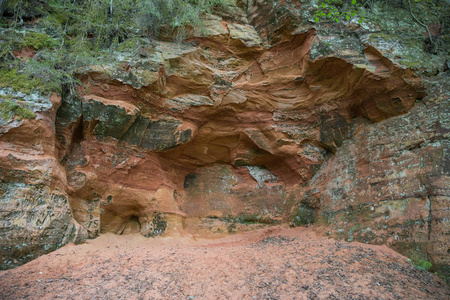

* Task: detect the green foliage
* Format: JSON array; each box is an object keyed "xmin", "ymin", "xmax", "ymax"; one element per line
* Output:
[
  {"xmin": 0, "ymin": 66, "xmax": 42, "ymax": 94},
  {"xmin": 0, "ymin": 0, "xmax": 234, "ymax": 96},
  {"xmin": 22, "ymin": 32, "xmax": 58, "ymax": 50},
  {"xmin": 407, "ymin": 254, "xmax": 433, "ymax": 271},
  {"xmin": 40, "ymin": 0, "xmax": 233, "ymax": 45},
  {"xmin": 314, "ymin": 0, "xmax": 366, "ymax": 23},
  {"xmin": 0, "ymin": 59, "xmax": 73, "ymax": 95},
  {"xmin": 413, "ymin": 259, "xmax": 433, "ymax": 271},
  {"xmin": 0, "ymin": 29, "xmax": 57, "ymax": 61},
  {"xmin": 0, "ymin": 98, "xmax": 36, "ymax": 120},
  {"xmin": 0, "ymin": 0, "xmax": 48, "ymax": 21}
]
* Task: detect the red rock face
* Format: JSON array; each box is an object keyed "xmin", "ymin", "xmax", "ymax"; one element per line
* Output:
[
  {"xmin": 295, "ymin": 78, "xmax": 449, "ymax": 281},
  {"xmin": 52, "ymin": 21, "xmax": 424, "ymax": 243},
  {"xmin": 1, "ymin": 1, "xmax": 447, "ymax": 283},
  {"xmin": 0, "ymin": 93, "xmax": 87, "ymax": 269}
]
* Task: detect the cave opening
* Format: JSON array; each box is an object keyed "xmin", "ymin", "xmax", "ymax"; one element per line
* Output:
[{"xmin": 123, "ymin": 215, "xmax": 141, "ymax": 235}]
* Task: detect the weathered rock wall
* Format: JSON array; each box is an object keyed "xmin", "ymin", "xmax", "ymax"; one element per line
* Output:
[
  {"xmin": 0, "ymin": 92, "xmax": 86, "ymax": 269},
  {"xmin": 53, "ymin": 24, "xmax": 423, "ymax": 240},
  {"xmin": 0, "ymin": 0, "xmax": 448, "ymax": 282},
  {"xmin": 293, "ymin": 77, "xmax": 449, "ymax": 280}
]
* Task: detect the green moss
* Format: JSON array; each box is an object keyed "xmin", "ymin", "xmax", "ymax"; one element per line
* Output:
[
  {"xmin": 21, "ymin": 32, "xmax": 58, "ymax": 50},
  {"xmin": 0, "ymin": 94, "xmax": 14, "ymax": 101},
  {"xmin": 412, "ymin": 259, "xmax": 433, "ymax": 271},
  {"xmin": 317, "ymin": 211, "xmax": 336, "ymax": 226},
  {"xmin": 223, "ymin": 214, "xmax": 278, "ymax": 225},
  {"xmin": 0, "ymin": 60, "xmax": 67, "ymax": 95},
  {"xmin": 0, "ymin": 67, "xmax": 39, "ymax": 94},
  {"xmin": 367, "ymin": 33, "xmax": 398, "ymax": 43},
  {"xmin": 0, "ymin": 29, "xmax": 57, "ymax": 60},
  {"xmin": 115, "ymin": 38, "xmax": 143, "ymax": 52},
  {"xmin": 0, "ymin": 100, "xmax": 36, "ymax": 120},
  {"xmin": 291, "ymin": 204, "xmax": 317, "ymax": 226},
  {"xmin": 398, "ymin": 58, "xmax": 422, "ymax": 69}
]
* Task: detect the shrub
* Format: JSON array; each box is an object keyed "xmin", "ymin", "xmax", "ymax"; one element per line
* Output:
[
  {"xmin": 414, "ymin": 259, "xmax": 433, "ymax": 271},
  {"xmin": 0, "ymin": 0, "xmax": 235, "ymax": 96}
]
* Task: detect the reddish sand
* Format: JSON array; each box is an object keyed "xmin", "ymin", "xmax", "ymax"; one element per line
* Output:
[{"xmin": 0, "ymin": 226, "xmax": 448, "ymax": 299}]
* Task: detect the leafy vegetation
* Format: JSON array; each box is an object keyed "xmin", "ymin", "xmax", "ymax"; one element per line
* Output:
[
  {"xmin": 2, "ymin": 0, "xmax": 233, "ymax": 46},
  {"xmin": 408, "ymin": 258, "xmax": 433, "ymax": 271},
  {"xmin": 414, "ymin": 259, "xmax": 433, "ymax": 271},
  {"xmin": 0, "ymin": 0, "xmax": 446, "ymax": 99},
  {"xmin": 0, "ymin": 62, "xmax": 66, "ymax": 94},
  {"xmin": 314, "ymin": 0, "xmax": 366, "ymax": 23},
  {"xmin": 0, "ymin": 0, "xmax": 234, "ymax": 97},
  {"xmin": 21, "ymin": 32, "xmax": 58, "ymax": 50}
]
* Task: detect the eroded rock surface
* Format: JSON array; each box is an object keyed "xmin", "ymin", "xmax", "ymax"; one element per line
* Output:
[
  {"xmin": 55, "ymin": 14, "xmax": 423, "ymax": 241},
  {"xmin": 1, "ymin": 0, "xmax": 448, "ymax": 283},
  {"xmin": 296, "ymin": 78, "xmax": 449, "ymax": 281},
  {"xmin": 55, "ymin": 26, "xmax": 423, "ymax": 244},
  {"xmin": 0, "ymin": 93, "xmax": 87, "ymax": 270}
]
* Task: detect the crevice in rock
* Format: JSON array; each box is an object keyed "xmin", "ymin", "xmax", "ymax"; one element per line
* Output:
[
  {"xmin": 426, "ymin": 196, "xmax": 432, "ymax": 242},
  {"xmin": 67, "ymin": 117, "xmax": 84, "ymax": 156}
]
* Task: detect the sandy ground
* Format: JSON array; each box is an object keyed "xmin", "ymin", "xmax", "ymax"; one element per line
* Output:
[{"xmin": 0, "ymin": 226, "xmax": 448, "ymax": 300}]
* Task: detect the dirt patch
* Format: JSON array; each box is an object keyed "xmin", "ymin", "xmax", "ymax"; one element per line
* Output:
[
  {"xmin": 13, "ymin": 47, "xmax": 36, "ymax": 59},
  {"xmin": 0, "ymin": 226, "xmax": 448, "ymax": 299}
]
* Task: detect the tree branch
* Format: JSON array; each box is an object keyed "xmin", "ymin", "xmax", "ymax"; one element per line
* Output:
[{"xmin": 407, "ymin": 0, "xmax": 433, "ymax": 44}]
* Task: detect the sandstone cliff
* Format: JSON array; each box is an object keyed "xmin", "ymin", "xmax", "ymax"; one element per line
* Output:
[{"xmin": 0, "ymin": 0, "xmax": 448, "ymax": 283}]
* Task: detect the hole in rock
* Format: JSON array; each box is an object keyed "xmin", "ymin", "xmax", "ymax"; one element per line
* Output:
[
  {"xmin": 128, "ymin": 215, "xmax": 140, "ymax": 224},
  {"xmin": 121, "ymin": 215, "xmax": 141, "ymax": 234}
]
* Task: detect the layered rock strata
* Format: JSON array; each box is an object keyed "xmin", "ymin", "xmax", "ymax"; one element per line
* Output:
[
  {"xmin": 0, "ymin": 92, "xmax": 87, "ymax": 269},
  {"xmin": 54, "ymin": 26, "xmax": 423, "ymax": 240},
  {"xmin": 0, "ymin": 1, "xmax": 448, "ymax": 283}
]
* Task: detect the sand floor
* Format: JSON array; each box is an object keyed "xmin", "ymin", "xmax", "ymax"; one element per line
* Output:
[{"xmin": 0, "ymin": 226, "xmax": 448, "ymax": 299}]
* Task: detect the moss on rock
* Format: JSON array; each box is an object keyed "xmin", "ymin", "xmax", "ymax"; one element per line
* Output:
[
  {"xmin": 21, "ymin": 31, "xmax": 57, "ymax": 50},
  {"xmin": 0, "ymin": 98, "xmax": 36, "ymax": 121}
]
